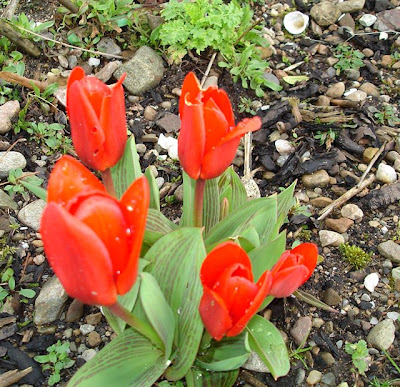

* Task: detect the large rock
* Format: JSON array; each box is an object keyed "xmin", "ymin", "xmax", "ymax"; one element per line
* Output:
[
  {"xmin": 0, "ymin": 101, "xmax": 20, "ymax": 134},
  {"xmin": 17, "ymin": 199, "xmax": 46, "ymax": 231},
  {"xmin": 319, "ymin": 230, "xmax": 345, "ymax": 247},
  {"xmin": 302, "ymin": 170, "xmax": 330, "ymax": 188},
  {"xmin": 338, "ymin": 0, "xmax": 365, "ymax": 13},
  {"xmin": 374, "ymin": 9, "xmax": 400, "ymax": 32},
  {"xmin": 114, "ymin": 46, "xmax": 164, "ymax": 95},
  {"xmin": 367, "ymin": 319, "xmax": 395, "ymax": 350},
  {"xmin": 34, "ymin": 275, "xmax": 69, "ymax": 325},
  {"xmin": 0, "ymin": 151, "xmax": 26, "ymax": 179},
  {"xmin": 0, "ymin": 189, "xmax": 18, "ymax": 211},
  {"xmin": 310, "ymin": 1, "xmax": 341, "ymax": 26},
  {"xmin": 378, "ymin": 240, "xmax": 400, "ymax": 263}
]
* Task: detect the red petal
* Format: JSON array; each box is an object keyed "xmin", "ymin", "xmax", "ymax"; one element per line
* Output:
[
  {"xmin": 47, "ymin": 156, "xmax": 105, "ymax": 205},
  {"xmin": 203, "ymin": 97, "xmax": 230, "ymax": 155},
  {"xmin": 220, "ymin": 116, "xmax": 262, "ymax": 144},
  {"xmin": 71, "ymin": 194, "xmax": 130, "ymax": 286},
  {"xmin": 117, "ymin": 176, "xmax": 150, "ymax": 295},
  {"xmin": 202, "ymin": 87, "xmax": 235, "ymax": 127},
  {"xmin": 67, "ymin": 81, "xmax": 106, "ymax": 171},
  {"xmin": 178, "ymin": 97, "xmax": 205, "ymax": 180},
  {"xmin": 179, "ymin": 72, "xmax": 201, "ymax": 117},
  {"xmin": 290, "ymin": 243, "xmax": 318, "ymax": 273},
  {"xmin": 81, "ymin": 76, "xmax": 111, "ymax": 118},
  {"xmin": 66, "ymin": 67, "xmax": 85, "ymax": 102},
  {"xmin": 199, "ymin": 287, "xmax": 232, "ymax": 341},
  {"xmin": 41, "ymin": 203, "xmax": 117, "ymax": 305},
  {"xmin": 200, "ymin": 242, "xmax": 252, "ymax": 289},
  {"xmin": 227, "ymin": 270, "xmax": 272, "ymax": 337},
  {"xmin": 269, "ymin": 266, "xmax": 309, "ymax": 298}
]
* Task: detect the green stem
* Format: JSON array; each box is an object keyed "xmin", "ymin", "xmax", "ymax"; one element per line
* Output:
[
  {"xmin": 199, "ymin": 330, "xmax": 213, "ymax": 353},
  {"xmin": 101, "ymin": 168, "xmax": 117, "ymax": 197},
  {"xmin": 194, "ymin": 178, "xmax": 205, "ymax": 228},
  {"xmin": 107, "ymin": 302, "xmax": 163, "ymax": 349}
]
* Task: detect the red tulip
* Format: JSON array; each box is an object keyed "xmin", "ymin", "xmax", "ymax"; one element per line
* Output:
[
  {"xmin": 199, "ymin": 242, "xmax": 271, "ymax": 341},
  {"xmin": 66, "ymin": 67, "xmax": 127, "ymax": 171},
  {"xmin": 40, "ymin": 156, "xmax": 149, "ymax": 306},
  {"xmin": 269, "ymin": 243, "xmax": 318, "ymax": 298},
  {"xmin": 178, "ymin": 72, "xmax": 262, "ymax": 180}
]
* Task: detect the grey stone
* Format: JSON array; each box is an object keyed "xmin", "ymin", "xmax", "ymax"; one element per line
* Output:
[
  {"xmin": 66, "ymin": 299, "xmax": 84, "ymax": 322},
  {"xmin": 323, "ymin": 288, "xmax": 342, "ymax": 306},
  {"xmin": 338, "ymin": 0, "xmax": 365, "ymax": 13},
  {"xmin": 326, "ymin": 82, "xmax": 345, "ymax": 99},
  {"xmin": 378, "ymin": 240, "xmax": 400, "ymax": 263},
  {"xmin": 156, "ymin": 113, "xmax": 181, "ymax": 133},
  {"xmin": 310, "ymin": 1, "xmax": 341, "ymax": 26},
  {"xmin": 344, "ymin": 68, "xmax": 360, "ymax": 81},
  {"xmin": 321, "ymin": 371, "xmax": 336, "ymax": 385},
  {"xmin": 97, "ymin": 37, "xmax": 121, "ymax": 56},
  {"xmin": 0, "ymin": 101, "xmax": 20, "ymax": 134},
  {"xmin": 113, "ymin": 46, "xmax": 164, "ymax": 95},
  {"xmin": 295, "ymin": 368, "xmax": 306, "ymax": 385},
  {"xmin": 374, "ymin": 9, "xmax": 400, "ymax": 32},
  {"xmin": 341, "ymin": 204, "xmax": 363, "ymax": 222},
  {"xmin": 359, "ymin": 82, "xmax": 380, "ymax": 97},
  {"xmin": 376, "ymin": 163, "xmax": 397, "ymax": 183},
  {"xmin": 34, "ymin": 275, "xmax": 68, "ymax": 325},
  {"xmin": 290, "ymin": 316, "xmax": 312, "ymax": 346},
  {"xmin": 306, "ymin": 370, "xmax": 322, "ymax": 385},
  {"xmin": 156, "ymin": 176, "xmax": 164, "ymax": 189},
  {"xmin": 359, "ymin": 14, "xmax": 377, "ymax": 27},
  {"xmin": 80, "ymin": 324, "xmax": 95, "ymax": 335},
  {"xmin": 174, "ymin": 184, "xmax": 183, "ymax": 203},
  {"xmin": 302, "ymin": 170, "xmax": 330, "ymax": 188},
  {"xmin": 345, "ymin": 90, "xmax": 367, "ymax": 102},
  {"xmin": 338, "ymin": 13, "xmax": 355, "ymax": 32},
  {"xmin": 67, "ymin": 55, "xmax": 78, "ymax": 69},
  {"xmin": 81, "ymin": 348, "xmax": 97, "ymax": 362},
  {"xmin": 0, "ymin": 151, "xmax": 26, "ymax": 178},
  {"xmin": 321, "ymin": 352, "xmax": 336, "ymax": 367},
  {"xmin": 263, "ymin": 72, "xmax": 280, "ymax": 86},
  {"xmin": 319, "ymin": 230, "xmax": 345, "ymax": 247},
  {"xmin": 17, "ymin": 199, "xmax": 46, "ymax": 231},
  {"xmin": 367, "ymin": 319, "xmax": 395, "ymax": 350},
  {"xmin": 242, "ymin": 351, "xmax": 269, "ymax": 372},
  {"xmin": 0, "ymin": 189, "xmax": 18, "ymax": 211}
]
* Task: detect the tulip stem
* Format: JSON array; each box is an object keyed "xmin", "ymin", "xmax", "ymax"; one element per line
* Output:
[
  {"xmin": 108, "ymin": 302, "xmax": 163, "ymax": 349},
  {"xmin": 194, "ymin": 178, "xmax": 205, "ymax": 228},
  {"xmin": 101, "ymin": 168, "xmax": 117, "ymax": 197}
]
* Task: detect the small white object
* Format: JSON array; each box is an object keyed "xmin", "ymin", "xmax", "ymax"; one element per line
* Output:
[
  {"xmin": 283, "ymin": 11, "xmax": 309, "ymax": 35},
  {"xmin": 275, "ymin": 139, "xmax": 295, "ymax": 156},
  {"xmin": 370, "ymin": 317, "xmax": 379, "ymax": 325},
  {"xmin": 158, "ymin": 134, "xmax": 179, "ymax": 160},
  {"xmin": 343, "ymin": 88, "xmax": 358, "ymax": 97},
  {"xmin": 376, "ymin": 163, "xmax": 397, "ymax": 184},
  {"xmin": 359, "ymin": 14, "xmax": 377, "ymax": 27},
  {"xmin": 379, "ymin": 32, "xmax": 389, "ymax": 40},
  {"xmin": 364, "ymin": 272, "xmax": 379, "ymax": 293},
  {"xmin": 387, "ymin": 311, "xmax": 399, "ymax": 321},
  {"xmin": 88, "ymin": 57, "xmax": 101, "ymax": 67}
]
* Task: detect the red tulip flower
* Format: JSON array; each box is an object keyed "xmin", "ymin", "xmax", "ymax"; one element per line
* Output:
[
  {"xmin": 199, "ymin": 242, "xmax": 271, "ymax": 341},
  {"xmin": 178, "ymin": 72, "xmax": 262, "ymax": 180},
  {"xmin": 269, "ymin": 243, "xmax": 318, "ymax": 298},
  {"xmin": 66, "ymin": 67, "xmax": 127, "ymax": 171},
  {"xmin": 40, "ymin": 155, "xmax": 149, "ymax": 306}
]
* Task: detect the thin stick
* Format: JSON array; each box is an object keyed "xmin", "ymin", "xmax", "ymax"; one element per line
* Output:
[
  {"xmin": 200, "ymin": 52, "xmax": 217, "ymax": 88},
  {"xmin": 3, "ymin": 0, "xmax": 20, "ymax": 20},
  {"xmin": 4, "ymin": 20, "xmax": 124, "ymax": 59},
  {"xmin": 0, "ymin": 367, "xmax": 32, "ymax": 387},
  {"xmin": 345, "ymin": 30, "xmax": 399, "ymax": 42},
  {"xmin": 243, "ymin": 133, "xmax": 252, "ymax": 178},
  {"xmin": 57, "ymin": 0, "xmax": 79, "ymax": 13},
  {"xmin": 0, "ymin": 71, "xmax": 47, "ymax": 91},
  {"xmin": 240, "ymin": 370, "xmax": 269, "ymax": 387},
  {"xmin": 358, "ymin": 141, "xmax": 386, "ymax": 185},
  {"xmin": 234, "ymin": 18, "xmax": 262, "ymax": 45}
]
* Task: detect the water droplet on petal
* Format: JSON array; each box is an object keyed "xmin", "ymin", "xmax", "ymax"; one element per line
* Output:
[
  {"xmin": 126, "ymin": 228, "xmax": 131, "ymax": 236},
  {"xmin": 91, "ymin": 291, "xmax": 98, "ymax": 296},
  {"xmin": 115, "ymin": 237, "xmax": 120, "ymax": 242},
  {"xmin": 116, "ymin": 270, "xmax": 121, "ymax": 275},
  {"xmin": 126, "ymin": 205, "xmax": 133, "ymax": 211}
]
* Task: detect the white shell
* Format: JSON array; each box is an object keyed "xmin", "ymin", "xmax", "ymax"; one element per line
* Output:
[
  {"xmin": 364, "ymin": 272, "xmax": 379, "ymax": 293},
  {"xmin": 283, "ymin": 11, "xmax": 309, "ymax": 35}
]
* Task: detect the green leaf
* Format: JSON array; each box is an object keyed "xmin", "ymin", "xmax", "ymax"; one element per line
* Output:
[
  {"xmin": 277, "ymin": 181, "xmax": 296, "ymax": 228},
  {"xmin": 139, "ymin": 272, "xmax": 175, "ymax": 360},
  {"xmin": 294, "ymin": 290, "xmax": 339, "ymax": 313},
  {"xmin": 263, "ymin": 79, "xmax": 282, "ymax": 91},
  {"xmin": 144, "ymin": 167, "xmax": 160, "ymax": 211},
  {"xmin": 180, "ymin": 171, "xmax": 196, "ymax": 227},
  {"xmin": 218, "ymin": 167, "xmax": 247, "ymax": 213},
  {"xmin": 20, "ymin": 180, "xmax": 47, "ymax": 201},
  {"xmin": 19, "ymin": 288, "xmax": 36, "ymax": 298},
  {"xmin": 186, "ymin": 367, "xmax": 239, "ymax": 387},
  {"xmin": 282, "ymin": 75, "xmax": 309, "ymax": 85},
  {"xmin": 144, "ymin": 228, "xmax": 206, "ymax": 380},
  {"xmin": 111, "ymin": 136, "xmax": 142, "ymax": 198},
  {"xmin": 196, "ymin": 332, "xmax": 250, "ymax": 372},
  {"xmin": 246, "ymin": 315, "xmax": 290, "ymax": 380},
  {"xmin": 203, "ymin": 177, "xmax": 220, "ymax": 235},
  {"xmin": 237, "ymin": 226, "xmax": 260, "ymax": 253},
  {"xmin": 68, "ymin": 329, "xmax": 167, "ymax": 387}
]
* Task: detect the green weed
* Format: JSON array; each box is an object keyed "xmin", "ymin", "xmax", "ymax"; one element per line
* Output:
[{"xmin": 334, "ymin": 44, "xmax": 365, "ymax": 74}]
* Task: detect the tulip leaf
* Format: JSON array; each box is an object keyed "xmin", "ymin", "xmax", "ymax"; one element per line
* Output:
[
  {"xmin": 196, "ymin": 332, "xmax": 250, "ymax": 372},
  {"xmin": 103, "ymin": 259, "xmax": 149, "ymax": 335},
  {"xmin": 203, "ymin": 177, "xmax": 220, "ymax": 235},
  {"xmin": 186, "ymin": 367, "xmax": 239, "ymax": 387},
  {"xmin": 246, "ymin": 314, "xmax": 290, "ymax": 380},
  {"xmin": 145, "ymin": 166, "xmax": 160, "ymax": 211},
  {"xmin": 250, "ymin": 231, "xmax": 286, "ymax": 281},
  {"xmin": 68, "ymin": 328, "xmax": 167, "ymax": 387},
  {"xmin": 180, "ymin": 171, "xmax": 196, "ymax": 227},
  {"xmin": 111, "ymin": 136, "xmax": 142, "ymax": 198},
  {"xmin": 20, "ymin": 181, "xmax": 47, "ymax": 201},
  {"xmin": 237, "ymin": 226, "xmax": 260, "ymax": 253},
  {"xmin": 140, "ymin": 272, "xmax": 175, "ymax": 360},
  {"xmin": 276, "ymin": 181, "xmax": 296, "ymax": 228},
  {"xmin": 144, "ymin": 227, "xmax": 206, "ymax": 381},
  {"xmin": 218, "ymin": 167, "xmax": 247, "ymax": 213},
  {"xmin": 146, "ymin": 208, "xmax": 178, "ymax": 234}
]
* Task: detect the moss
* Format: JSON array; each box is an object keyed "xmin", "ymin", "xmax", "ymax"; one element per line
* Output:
[{"xmin": 339, "ymin": 243, "xmax": 372, "ymax": 270}]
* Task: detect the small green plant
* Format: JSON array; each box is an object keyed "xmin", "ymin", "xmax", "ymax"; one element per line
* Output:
[
  {"xmin": 34, "ymin": 340, "xmax": 75, "ymax": 386},
  {"xmin": 238, "ymin": 96, "xmax": 257, "ymax": 115},
  {"xmin": 29, "ymin": 83, "xmax": 59, "ymax": 113},
  {"xmin": 10, "ymin": 13, "xmax": 54, "ymax": 42},
  {"xmin": 314, "ymin": 129, "xmax": 337, "ymax": 150},
  {"xmin": 289, "ymin": 343, "xmax": 312, "ymax": 369},
  {"xmin": 345, "ymin": 340, "xmax": 369, "ymax": 375},
  {"xmin": 0, "ymin": 268, "xmax": 36, "ymax": 307},
  {"xmin": 26, "ymin": 122, "xmax": 72, "ymax": 153},
  {"xmin": 334, "ymin": 44, "xmax": 365, "ymax": 74},
  {"xmin": 297, "ymin": 226, "xmax": 312, "ymax": 242},
  {"xmin": 339, "ymin": 243, "xmax": 372, "ymax": 270},
  {"xmin": 4, "ymin": 168, "xmax": 44, "ymax": 200},
  {"xmin": 374, "ymin": 105, "xmax": 400, "ymax": 127}
]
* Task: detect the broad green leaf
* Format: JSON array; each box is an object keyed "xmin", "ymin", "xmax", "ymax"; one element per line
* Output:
[
  {"xmin": 111, "ymin": 136, "xmax": 142, "ymax": 198},
  {"xmin": 19, "ymin": 288, "xmax": 36, "ymax": 298},
  {"xmin": 144, "ymin": 228, "xmax": 206, "ymax": 380},
  {"xmin": 237, "ymin": 227, "xmax": 260, "ymax": 253},
  {"xmin": 145, "ymin": 167, "xmax": 160, "ymax": 211},
  {"xmin": 196, "ymin": 332, "xmax": 250, "ymax": 372},
  {"xmin": 250, "ymin": 231, "xmax": 286, "ymax": 281},
  {"xmin": 276, "ymin": 181, "xmax": 296, "ymax": 228},
  {"xmin": 103, "ymin": 259, "xmax": 149, "ymax": 335},
  {"xmin": 140, "ymin": 272, "xmax": 175, "ymax": 360},
  {"xmin": 218, "ymin": 167, "xmax": 247, "ymax": 213},
  {"xmin": 180, "ymin": 171, "xmax": 196, "ymax": 227},
  {"xmin": 20, "ymin": 181, "xmax": 47, "ymax": 201},
  {"xmin": 263, "ymin": 79, "xmax": 283, "ymax": 91},
  {"xmin": 68, "ymin": 328, "xmax": 167, "ymax": 387},
  {"xmin": 246, "ymin": 315, "xmax": 290, "ymax": 380},
  {"xmin": 203, "ymin": 177, "xmax": 220, "ymax": 235},
  {"xmin": 186, "ymin": 368, "xmax": 239, "ymax": 387}
]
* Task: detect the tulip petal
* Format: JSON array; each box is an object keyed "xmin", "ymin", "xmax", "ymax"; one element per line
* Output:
[
  {"xmin": 199, "ymin": 286, "xmax": 233, "ymax": 341},
  {"xmin": 227, "ymin": 270, "xmax": 272, "ymax": 337},
  {"xmin": 269, "ymin": 265, "xmax": 309, "ymax": 298},
  {"xmin": 71, "ymin": 194, "xmax": 130, "ymax": 284},
  {"xmin": 200, "ymin": 242, "xmax": 252, "ymax": 289},
  {"xmin": 66, "ymin": 67, "xmax": 85, "ymax": 98},
  {"xmin": 178, "ymin": 97, "xmax": 205, "ymax": 180},
  {"xmin": 41, "ymin": 203, "xmax": 117, "ymax": 306},
  {"xmin": 219, "ymin": 116, "xmax": 262, "ymax": 144},
  {"xmin": 82, "ymin": 76, "xmax": 111, "ymax": 118},
  {"xmin": 47, "ymin": 156, "xmax": 105, "ymax": 205},
  {"xmin": 289, "ymin": 243, "xmax": 318, "ymax": 273},
  {"xmin": 179, "ymin": 72, "xmax": 201, "ymax": 117},
  {"xmin": 117, "ymin": 176, "xmax": 150, "ymax": 295},
  {"xmin": 202, "ymin": 87, "xmax": 235, "ymax": 127}
]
